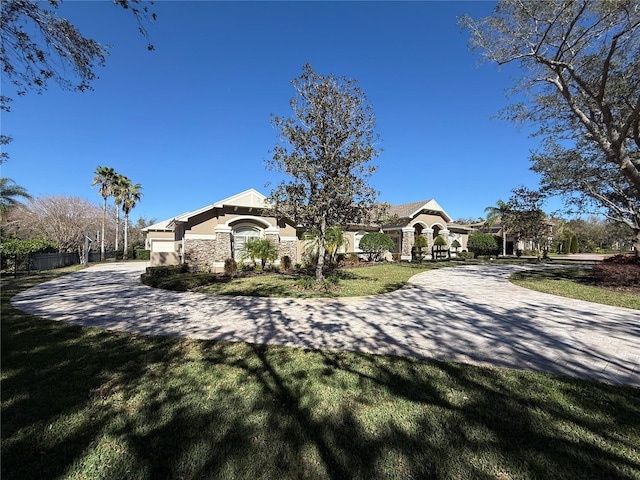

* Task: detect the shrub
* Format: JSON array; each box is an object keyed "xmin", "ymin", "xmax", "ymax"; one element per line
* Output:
[
  {"xmin": 342, "ymin": 253, "xmax": 359, "ymax": 265},
  {"xmin": 134, "ymin": 249, "xmax": 151, "ymax": 260},
  {"xmin": 451, "ymin": 239, "xmax": 461, "ymax": 249},
  {"xmin": 281, "ymin": 255, "xmax": 292, "ymax": 271},
  {"xmin": 412, "ymin": 235, "xmax": 428, "ymax": 261},
  {"xmin": 433, "ymin": 235, "xmax": 447, "ymax": 246},
  {"xmin": 592, "ymin": 262, "xmax": 640, "ymax": 286},
  {"xmin": 359, "ymin": 232, "xmax": 394, "ymax": 262},
  {"xmin": 467, "ymin": 233, "xmax": 499, "ymax": 257},
  {"xmin": 604, "ymin": 254, "xmax": 640, "ymax": 264},
  {"xmin": 570, "ymin": 234, "xmax": 579, "ymax": 253},
  {"xmin": 144, "ymin": 264, "xmax": 188, "ymax": 277},
  {"xmin": 243, "ymin": 238, "xmax": 278, "ymax": 269},
  {"xmin": 224, "ymin": 258, "xmax": 238, "ymax": 277},
  {"xmin": 456, "ymin": 251, "xmax": 472, "ymax": 259}
]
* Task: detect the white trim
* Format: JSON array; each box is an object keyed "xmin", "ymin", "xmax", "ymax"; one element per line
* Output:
[
  {"xmin": 408, "ymin": 199, "xmax": 452, "ymax": 222},
  {"xmin": 279, "ymin": 236, "xmax": 298, "ymax": 242},
  {"xmin": 225, "ymin": 216, "xmax": 273, "ymax": 228},
  {"xmin": 264, "ymin": 226, "xmax": 281, "ymax": 235},
  {"xmin": 401, "ymin": 226, "xmax": 416, "ymax": 233},
  {"xmin": 214, "ymin": 225, "xmax": 233, "ymax": 233},
  {"xmin": 184, "ymin": 233, "xmax": 216, "ymax": 240},
  {"xmin": 213, "ymin": 188, "xmax": 267, "ymax": 208},
  {"xmin": 401, "ymin": 255, "xmax": 412, "ymax": 261}
]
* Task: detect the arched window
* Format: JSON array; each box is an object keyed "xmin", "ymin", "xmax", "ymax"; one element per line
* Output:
[
  {"xmin": 232, "ymin": 225, "xmax": 261, "ymax": 261},
  {"xmin": 354, "ymin": 230, "xmax": 367, "ymax": 252}
]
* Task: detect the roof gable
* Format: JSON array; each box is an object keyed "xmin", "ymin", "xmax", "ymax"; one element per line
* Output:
[
  {"xmin": 388, "ymin": 199, "xmax": 451, "ymax": 222},
  {"xmin": 213, "ymin": 188, "xmax": 267, "ymax": 209},
  {"xmin": 173, "ymin": 189, "xmax": 268, "ymax": 223},
  {"xmin": 142, "ymin": 218, "xmax": 174, "ymax": 232}
]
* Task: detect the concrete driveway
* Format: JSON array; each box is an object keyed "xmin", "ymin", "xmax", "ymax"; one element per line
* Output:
[{"xmin": 10, "ymin": 262, "xmax": 640, "ymax": 387}]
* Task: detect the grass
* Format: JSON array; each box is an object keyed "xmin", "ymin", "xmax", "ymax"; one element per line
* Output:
[
  {"xmin": 190, "ymin": 262, "xmax": 452, "ymax": 298},
  {"xmin": 510, "ymin": 267, "xmax": 640, "ymax": 310},
  {"xmin": 2, "ymin": 268, "xmax": 640, "ymax": 479}
]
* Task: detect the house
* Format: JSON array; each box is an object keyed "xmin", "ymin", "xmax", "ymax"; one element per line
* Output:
[
  {"xmin": 143, "ymin": 189, "xmax": 471, "ymax": 270},
  {"xmin": 468, "ymin": 219, "xmax": 555, "ymax": 255}
]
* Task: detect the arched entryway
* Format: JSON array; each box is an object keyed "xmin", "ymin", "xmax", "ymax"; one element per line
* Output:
[{"xmin": 230, "ymin": 223, "xmax": 262, "ymax": 261}]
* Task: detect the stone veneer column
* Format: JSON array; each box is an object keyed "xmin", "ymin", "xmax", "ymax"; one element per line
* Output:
[
  {"xmin": 264, "ymin": 226, "xmax": 280, "ymax": 247},
  {"xmin": 425, "ymin": 228, "xmax": 434, "ymax": 248},
  {"xmin": 401, "ymin": 226, "xmax": 415, "ymax": 261},
  {"xmin": 439, "ymin": 229, "xmax": 450, "ymax": 247},
  {"xmin": 213, "ymin": 225, "xmax": 232, "ymax": 262}
]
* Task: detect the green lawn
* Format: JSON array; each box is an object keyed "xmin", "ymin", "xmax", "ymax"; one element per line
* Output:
[
  {"xmin": 150, "ymin": 262, "xmax": 454, "ymax": 298},
  {"xmin": 510, "ymin": 267, "xmax": 640, "ymax": 310},
  {"xmin": 2, "ymin": 268, "xmax": 640, "ymax": 479}
]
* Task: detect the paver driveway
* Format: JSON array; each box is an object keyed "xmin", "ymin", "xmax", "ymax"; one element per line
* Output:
[{"xmin": 11, "ymin": 262, "xmax": 640, "ymax": 387}]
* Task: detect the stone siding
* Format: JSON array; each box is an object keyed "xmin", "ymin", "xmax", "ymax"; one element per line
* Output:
[
  {"xmin": 279, "ymin": 239, "xmax": 297, "ymax": 263},
  {"xmin": 213, "ymin": 232, "xmax": 232, "ymax": 262},
  {"xmin": 184, "ymin": 239, "xmax": 217, "ymax": 270}
]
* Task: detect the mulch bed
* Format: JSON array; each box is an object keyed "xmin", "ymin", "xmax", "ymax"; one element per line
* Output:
[{"xmin": 585, "ymin": 254, "xmax": 640, "ymax": 295}]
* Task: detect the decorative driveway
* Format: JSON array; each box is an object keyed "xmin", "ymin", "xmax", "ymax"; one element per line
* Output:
[{"xmin": 11, "ymin": 262, "xmax": 640, "ymax": 387}]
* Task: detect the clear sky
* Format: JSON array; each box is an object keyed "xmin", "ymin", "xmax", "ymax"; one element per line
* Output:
[{"xmin": 1, "ymin": 0, "xmax": 556, "ymax": 225}]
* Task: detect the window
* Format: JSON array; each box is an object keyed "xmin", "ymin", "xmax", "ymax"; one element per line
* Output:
[
  {"xmin": 232, "ymin": 225, "xmax": 261, "ymax": 261},
  {"xmin": 354, "ymin": 231, "xmax": 367, "ymax": 252}
]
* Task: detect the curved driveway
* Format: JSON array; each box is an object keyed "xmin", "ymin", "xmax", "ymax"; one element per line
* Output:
[{"xmin": 11, "ymin": 262, "xmax": 640, "ymax": 387}]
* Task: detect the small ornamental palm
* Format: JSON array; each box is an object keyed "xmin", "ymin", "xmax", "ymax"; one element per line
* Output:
[{"xmin": 243, "ymin": 238, "xmax": 278, "ymax": 269}]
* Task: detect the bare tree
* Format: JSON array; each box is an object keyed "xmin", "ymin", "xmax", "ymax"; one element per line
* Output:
[{"xmin": 13, "ymin": 195, "xmax": 103, "ymax": 255}]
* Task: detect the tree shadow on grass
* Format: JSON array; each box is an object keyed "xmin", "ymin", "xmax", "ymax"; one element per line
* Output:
[{"xmin": 3, "ymin": 265, "xmax": 640, "ymax": 479}]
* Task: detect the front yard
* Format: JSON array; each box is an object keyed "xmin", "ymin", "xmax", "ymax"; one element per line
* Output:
[{"xmin": 2, "ymin": 268, "xmax": 639, "ymax": 480}]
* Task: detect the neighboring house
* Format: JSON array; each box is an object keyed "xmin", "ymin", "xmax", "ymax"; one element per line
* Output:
[
  {"xmin": 143, "ymin": 189, "xmax": 471, "ymax": 270},
  {"xmin": 468, "ymin": 219, "xmax": 555, "ymax": 255}
]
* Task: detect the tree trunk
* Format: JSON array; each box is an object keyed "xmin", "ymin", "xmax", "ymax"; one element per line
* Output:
[
  {"xmin": 315, "ymin": 218, "xmax": 327, "ymax": 284},
  {"xmin": 502, "ymin": 229, "xmax": 506, "ymax": 257},
  {"xmin": 123, "ymin": 213, "xmax": 129, "ymax": 260},
  {"xmin": 115, "ymin": 207, "xmax": 120, "ymax": 252},
  {"xmin": 633, "ymin": 228, "xmax": 639, "ymax": 257},
  {"xmin": 101, "ymin": 197, "xmax": 106, "ymax": 261}
]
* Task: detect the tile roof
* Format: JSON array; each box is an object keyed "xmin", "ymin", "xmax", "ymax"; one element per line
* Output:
[{"xmin": 387, "ymin": 200, "xmax": 433, "ymax": 219}]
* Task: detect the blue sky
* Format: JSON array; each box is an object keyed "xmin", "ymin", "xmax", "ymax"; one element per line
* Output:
[{"xmin": 2, "ymin": 0, "xmax": 555, "ymax": 224}]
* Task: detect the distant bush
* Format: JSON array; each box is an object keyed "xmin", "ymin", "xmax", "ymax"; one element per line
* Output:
[
  {"xmin": 359, "ymin": 232, "xmax": 394, "ymax": 262},
  {"xmin": 134, "ymin": 249, "xmax": 150, "ymax": 260},
  {"xmin": 570, "ymin": 235, "xmax": 579, "ymax": 254},
  {"xmin": 467, "ymin": 233, "xmax": 499, "ymax": 257}
]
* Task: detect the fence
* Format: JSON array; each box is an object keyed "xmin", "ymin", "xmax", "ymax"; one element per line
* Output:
[
  {"xmin": 3, "ymin": 251, "xmax": 117, "ymax": 276},
  {"xmin": 32, "ymin": 252, "xmax": 79, "ymax": 270}
]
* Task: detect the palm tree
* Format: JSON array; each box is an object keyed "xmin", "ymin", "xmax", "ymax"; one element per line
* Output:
[
  {"xmin": 91, "ymin": 166, "xmax": 117, "ymax": 261},
  {"xmin": 484, "ymin": 199, "xmax": 509, "ymax": 256},
  {"xmin": 111, "ymin": 175, "xmax": 128, "ymax": 253},
  {"xmin": 302, "ymin": 225, "xmax": 348, "ymax": 265},
  {"xmin": 120, "ymin": 177, "xmax": 142, "ymax": 260},
  {"xmin": 0, "ymin": 177, "xmax": 31, "ymax": 221}
]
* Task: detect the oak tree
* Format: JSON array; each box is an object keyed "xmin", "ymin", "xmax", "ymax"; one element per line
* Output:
[
  {"xmin": 267, "ymin": 64, "xmax": 382, "ymax": 283},
  {"xmin": 463, "ymin": 1, "xmax": 640, "ymax": 255}
]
